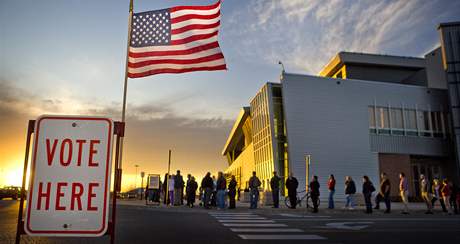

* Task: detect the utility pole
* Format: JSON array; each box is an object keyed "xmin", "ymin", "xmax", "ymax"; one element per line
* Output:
[
  {"xmin": 140, "ymin": 171, "xmax": 145, "ymax": 200},
  {"xmin": 165, "ymin": 150, "xmax": 171, "ymax": 205},
  {"xmin": 134, "ymin": 164, "xmax": 139, "ymax": 189}
]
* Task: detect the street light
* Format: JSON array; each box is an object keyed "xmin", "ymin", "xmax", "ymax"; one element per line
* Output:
[{"xmin": 140, "ymin": 171, "xmax": 145, "ymax": 200}]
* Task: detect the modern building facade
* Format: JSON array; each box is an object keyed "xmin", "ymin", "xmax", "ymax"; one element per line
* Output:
[{"xmin": 222, "ymin": 22, "xmax": 460, "ymax": 200}]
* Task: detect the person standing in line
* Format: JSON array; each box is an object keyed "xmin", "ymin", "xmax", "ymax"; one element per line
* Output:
[
  {"xmin": 362, "ymin": 175, "xmax": 375, "ymax": 214},
  {"xmin": 449, "ymin": 181, "xmax": 459, "ymax": 214},
  {"xmin": 216, "ymin": 172, "xmax": 227, "ymax": 209},
  {"xmin": 374, "ymin": 173, "xmax": 391, "ymax": 213},
  {"xmin": 173, "ymin": 170, "xmax": 184, "ymax": 206},
  {"xmin": 201, "ymin": 172, "xmax": 213, "ymax": 209},
  {"xmin": 431, "ymin": 178, "xmax": 447, "ymax": 212},
  {"xmin": 344, "ymin": 176, "xmax": 356, "ymax": 210},
  {"xmin": 270, "ymin": 171, "xmax": 281, "ymax": 208},
  {"xmin": 327, "ymin": 174, "xmax": 336, "ymax": 209},
  {"xmin": 441, "ymin": 179, "xmax": 452, "ymax": 214},
  {"xmin": 211, "ymin": 175, "xmax": 217, "ymax": 207},
  {"xmin": 186, "ymin": 174, "xmax": 192, "ymax": 206},
  {"xmin": 163, "ymin": 173, "xmax": 169, "ymax": 205},
  {"xmin": 420, "ymin": 174, "xmax": 433, "ymax": 214},
  {"xmin": 186, "ymin": 176, "xmax": 198, "ymax": 208},
  {"xmin": 228, "ymin": 175, "xmax": 237, "ymax": 209},
  {"xmin": 168, "ymin": 175, "xmax": 175, "ymax": 206},
  {"xmin": 285, "ymin": 172, "xmax": 299, "ymax": 209},
  {"xmin": 399, "ymin": 172, "xmax": 410, "ymax": 214},
  {"xmin": 248, "ymin": 171, "xmax": 261, "ymax": 209},
  {"xmin": 309, "ymin": 175, "xmax": 320, "ymax": 213}
]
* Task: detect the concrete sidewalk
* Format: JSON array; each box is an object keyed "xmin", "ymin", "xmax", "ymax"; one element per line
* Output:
[{"xmin": 117, "ymin": 198, "xmax": 455, "ymax": 215}]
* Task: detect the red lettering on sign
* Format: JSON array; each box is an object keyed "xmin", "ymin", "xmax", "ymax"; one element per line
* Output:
[
  {"xmin": 70, "ymin": 182, "xmax": 84, "ymax": 210},
  {"xmin": 37, "ymin": 182, "xmax": 51, "ymax": 210},
  {"xmin": 76, "ymin": 139, "xmax": 86, "ymax": 166},
  {"xmin": 46, "ymin": 139, "xmax": 58, "ymax": 166},
  {"xmin": 88, "ymin": 140, "xmax": 100, "ymax": 167},
  {"xmin": 87, "ymin": 183, "xmax": 99, "ymax": 211},
  {"xmin": 55, "ymin": 182, "xmax": 67, "ymax": 210},
  {"xmin": 60, "ymin": 139, "xmax": 73, "ymax": 166}
]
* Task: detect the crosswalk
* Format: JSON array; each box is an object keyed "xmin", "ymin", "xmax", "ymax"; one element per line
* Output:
[{"xmin": 209, "ymin": 212, "xmax": 327, "ymax": 241}]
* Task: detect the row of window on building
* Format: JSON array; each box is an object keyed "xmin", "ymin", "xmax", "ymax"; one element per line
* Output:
[{"xmin": 368, "ymin": 105, "xmax": 450, "ymax": 138}]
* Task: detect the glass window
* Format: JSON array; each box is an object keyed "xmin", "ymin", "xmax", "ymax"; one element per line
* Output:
[
  {"xmin": 368, "ymin": 106, "xmax": 376, "ymax": 134},
  {"xmin": 405, "ymin": 109, "xmax": 417, "ymax": 136},
  {"xmin": 417, "ymin": 111, "xmax": 431, "ymax": 136},
  {"xmin": 377, "ymin": 107, "xmax": 390, "ymax": 134},
  {"xmin": 391, "ymin": 108, "xmax": 404, "ymax": 135},
  {"xmin": 431, "ymin": 111, "xmax": 443, "ymax": 137}
]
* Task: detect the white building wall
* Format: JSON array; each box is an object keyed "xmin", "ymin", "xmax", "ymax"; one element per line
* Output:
[{"xmin": 281, "ymin": 73, "xmax": 447, "ymax": 201}]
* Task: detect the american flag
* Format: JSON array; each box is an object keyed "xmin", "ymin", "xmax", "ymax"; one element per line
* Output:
[{"xmin": 127, "ymin": 1, "xmax": 226, "ymax": 78}]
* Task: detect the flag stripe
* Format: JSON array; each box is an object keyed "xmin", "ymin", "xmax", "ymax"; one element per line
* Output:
[
  {"xmin": 170, "ymin": 31, "xmax": 218, "ymax": 45},
  {"xmin": 170, "ymin": 5, "xmax": 220, "ymax": 19},
  {"xmin": 171, "ymin": 11, "xmax": 220, "ymax": 24},
  {"xmin": 129, "ymin": 47, "xmax": 222, "ymax": 63},
  {"xmin": 128, "ymin": 1, "xmax": 225, "ymax": 77},
  {"xmin": 129, "ymin": 59, "xmax": 226, "ymax": 74},
  {"xmin": 170, "ymin": 1, "xmax": 220, "ymax": 13},
  {"xmin": 128, "ymin": 65, "xmax": 226, "ymax": 78},
  {"xmin": 171, "ymin": 21, "xmax": 220, "ymax": 35},
  {"xmin": 129, "ymin": 52, "xmax": 224, "ymax": 68},
  {"xmin": 129, "ymin": 41, "xmax": 220, "ymax": 58},
  {"xmin": 171, "ymin": 27, "xmax": 218, "ymax": 41}
]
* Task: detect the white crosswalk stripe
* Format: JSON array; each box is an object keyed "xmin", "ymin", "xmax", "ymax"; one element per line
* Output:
[{"xmin": 208, "ymin": 212, "xmax": 328, "ymax": 241}]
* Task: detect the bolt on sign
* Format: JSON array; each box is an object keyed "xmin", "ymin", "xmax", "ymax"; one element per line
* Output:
[{"xmin": 25, "ymin": 116, "xmax": 114, "ymax": 236}]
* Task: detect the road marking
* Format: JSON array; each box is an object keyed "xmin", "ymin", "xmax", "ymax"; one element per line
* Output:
[
  {"xmin": 279, "ymin": 213, "xmax": 331, "ymax": 218},
  {"xmin": 272, "ymin": 218, "xmax": 460, "ymax": 222},
  {"xmin": 215, "ymin": 217, "xmax": 267, "ymax": 220},
  {"xmin": 230, "ymin": 228, "xmax": 303, "ymax": 232},
  {"xmin": 223, "ymin": 223, "xmax": 288, "ymax": 227},
  {"xmin": 238, "ymin": 234, "xmax": 327, "ymax": 240},
  {"xmin": 325, "ymin": 222, "xmax": 373, "ymax": 230},
  {"xmin": 218, "ymin": 220, "xmax": 275, "ymax": 223}
]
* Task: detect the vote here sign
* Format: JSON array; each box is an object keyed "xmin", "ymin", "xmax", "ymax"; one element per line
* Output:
[{"xmin": 25, "ymin": 116, "xmax": 114, "ymax": 236}]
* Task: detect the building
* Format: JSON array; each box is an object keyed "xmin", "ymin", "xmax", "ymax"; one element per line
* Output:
[{"xmin": 222, "ymin": 22, "xmax": 460, "ymax": 200}]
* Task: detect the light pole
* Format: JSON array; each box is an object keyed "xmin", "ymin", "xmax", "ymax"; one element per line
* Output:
[
  {"xmin": 140, "ymin": 171, "xmax": 145, "ymax": 200},
  {"xmin": 134, "ymin": 164, "xmax": 139, "ymax": 189}
]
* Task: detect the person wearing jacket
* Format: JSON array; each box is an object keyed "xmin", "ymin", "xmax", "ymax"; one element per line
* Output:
[
  {"xmin": 174, "ymin": 170, "xmax": 184, "ymax": 206},
  {"xmin": 270, "ymin": 171, "xmax": 281, "ymax": 208},
  {"xmin": 309, "ymin": 175, "xmax": 320, "ymax": 213},
  {"xmin": 431, "ymin": 178, "xmax": 447, "ymax": 212},
  {"xmin": 201, "ymin": 172, "xmax": 213, "ymax": 209},
  {"xmin": 186, "ymin": 176, "xmax": 198, "ymax": 208},
  {"xmin": 286, "ymin": 172, "xmax": 299, "ymax": 209},
  {"xmin": 399, "ymin": 172, "xmax": 410, "ymax": 214},
  {"xmin": 248, "ymin": 171, "xmax": 261, "ymax": 209},
  {"xmin": 344, "ymin": 176, "xmax": 356, "ymax": 210},
  {"xmin": 327, "ymin": 174, "xmax": 336, "ymax": 209},
  {"xmin": 441, "ymin": 179, "xmax": 452, "ymax": 214},
  {"xmin": 216, "ymin": 172, "xmax": 227, "ymax": 209},
  {"xmin": 228, "ymin": 175, "xmax": 237, "ymax": 209},
  {"xmin": 362, "ymin": 175, "xmax": 375, "ymax": 214},
  {"xmin": 420, "ymin": 174, "xmax": 433, "ymax": 214},
  {"xmin": 375, "ymin": 172, "xmax": 391, "ymax": 213}
]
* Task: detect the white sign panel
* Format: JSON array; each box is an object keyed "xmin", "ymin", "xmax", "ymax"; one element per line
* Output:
[
  {"xmin": 25, "ymin": 115, "xmax": 113, "ymax": 237},
  {"xmin": 148, "ymin": 174, "xmax": 160, "ymax": 189}
]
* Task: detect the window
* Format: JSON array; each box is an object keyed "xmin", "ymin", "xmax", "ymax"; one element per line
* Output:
[
  {"xmin": 431, "ymin": 111, "xmax": 443, "ymax": 137},
  {"xmin": 404, "ymin": 109, "xmax": 417, "ymax": 136},
  {"xmin": 377, "ymin": 107, "xmax": 390, "ymax": 134},
  {"xmin": 391, "ymin": 108, "xmax": 404, "ymax": 135},
  {"xmin": 368, "ymin": 107, "xmax": 376, "ymax": 134},
  {"xmin": 417, "ymin": 111, "xmax": 431, "ymax": 136}
]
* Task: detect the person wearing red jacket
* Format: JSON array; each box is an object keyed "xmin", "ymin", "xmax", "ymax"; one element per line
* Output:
[
  {"xmin": 441, "ymin": 179, "xmax": 451, "ymax": 214},
  {"xmin": 327, "ymin": 174, "xmax": 336, "ymax": 209}
]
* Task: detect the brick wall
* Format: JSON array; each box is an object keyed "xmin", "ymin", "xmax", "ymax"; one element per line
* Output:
[{"xmin": 378, "ymin": 153, "xmax": 413, "ymax": 199}]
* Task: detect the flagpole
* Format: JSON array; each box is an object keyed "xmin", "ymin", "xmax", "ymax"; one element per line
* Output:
[{"xmin": 119, "ymin": 0, "xmax": 133, "ymax": 173}]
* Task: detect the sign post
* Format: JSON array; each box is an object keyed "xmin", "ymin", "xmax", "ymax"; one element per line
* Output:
[{"xmin": 15, "ymin": 116, "xmax": 125, "ymax": 243}]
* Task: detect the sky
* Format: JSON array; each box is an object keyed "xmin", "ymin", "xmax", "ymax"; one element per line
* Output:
[{"xmin": 0, "ymin": 0, "xmax": 459, "ymax": 191}]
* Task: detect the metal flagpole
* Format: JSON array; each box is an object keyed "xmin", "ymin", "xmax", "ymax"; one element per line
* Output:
[{"xmin": 119, "ymin": 0, "xmax": 133, "ymax": 175}]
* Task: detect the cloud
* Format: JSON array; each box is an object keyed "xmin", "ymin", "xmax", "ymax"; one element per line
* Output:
[
  {"xmin": 0, "ymin": 80, "xmax": 234, "ymax": 188},
  {"xmin": 224, "ymin": 0, "xmax": 459, "ymax": 74}
]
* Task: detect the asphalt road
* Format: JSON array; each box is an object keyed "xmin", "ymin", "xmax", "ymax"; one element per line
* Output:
[{"xmin": 1, "ymin": 200, "xmax": 460, "ymax": 244}]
